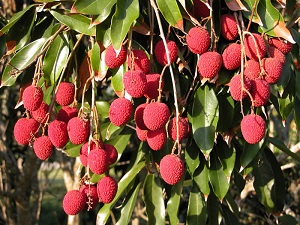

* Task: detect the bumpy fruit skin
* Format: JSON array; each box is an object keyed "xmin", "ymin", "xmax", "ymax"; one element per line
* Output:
[
  {"xmin": 55, "ymin": 82, "xmax": 75, "ymax": 106},
  {"xmin": 168, "ymin": 117, "xmax": 190, "ymax": 142},
  {"xmin": 220, "ymin": 14, "xmax": 238, "ymax": 41},
  {"xmin": 160, "ymin": 154, "xmax": 184, "ymax": 185},
  {"xmin": 31, "ymin": 102, "xmax": 49, "ymax": 124},
  {"xmin": 88, "ymin": 148, "xmax": 109, "ymax": 175},
  {"xmin": 229, "ymin": 74, "xmax": 252, "ymax": 101},
  {"xmin": 123, "ymin": 70, "xmax": 147, "ymax": 98},
  {"xmin": 136, "ymin": 126, "xmax": 148, "ymax": 142},
  {"xmin": 128, "ymin": 49, "xmax": 151, "ymax": 73},
  {"xmin": 244, "ymin": 33, "xmax": 266, "ymax": 61},
  {"xmin": 105, "ymin": 45, "xmax": 127, "ymax": 68},
  {"xmin": 33, "ymin": 136, "xmax": 53, "ymax": 160},
  {"xmin": 244, "ymin": 60, "xmax": 261, "ymax": 80},
  {"xmin": 80, "ymin": 141, "xmax": 103, "ymax": 167},
  {"xmin": 222, "ymin": 43, "xmax": 241, "ymax": 70},
  {"xmin": 241, "ymin": 114, "xmax": 266, "ymax": 144},
  {"xmin": 97, "ymin": 176, "xmax": 118, "ymax": 204},
  {"xmin": 193, "ymin": 0, "xmax": 210, "ymax": 18},
  {"xmin": 268, "ymin": 37, "xmax": 293, "ymax": 54},
  {"xmin": 144, "ymin": 73, "xmax": 163, "ymax": 100},
  {"xmin": 268, "ymin": 46, "xmax": 285, "ymax": 64},
  {"xmin": 147, "ymin": 127, "xmax": 167, "ymax": 151},
  {"xmin": 109, "ymin": 98, "xmax": 133, "ymax": 127},
  {"xmin": 134, "ymin": 103, "xmax": 148, "ymax": 130},
  {"xmin": 186, "ymin": 27, "xmax": 210, "ymax": 54},
  {"xmin": 22, "ymin": 85, "xmax": 43, "ymax": 111},
  {"xmin": 250, "ymin": 79, "xmax": 270, "ymax": 107},
  {"xmin": 48, "ymin": 120, "xmax": 68, "ymax": 148},
  {"xmin": 67, "ymin": 117, "xmax": 90, "ymax": 145},
  {"xmin": 63, "ymin": 190, "xmax": 87, "ymax": 215},
  {"xmin": 154, "ymin": 40, "xmax": 178, "ymax": 66},
  {"xmin": 104, "ymin": 144, "xmax": 118, "ymax": 165},
  {"xmin": 197, "ymin": 51, "xmax": 222, "ymax": 78},
  {"xmin": 263, "ymin": 58, "xmax": 283, "ymax": 84},
  {"xmin": 56, "ymin": 106, "xmax": 78, "ymax": 123},
  {"xmin": 14, "ymin": 118, "xmax": 39, "ymax": 145},
  {"xmin": 79, "ymin": 184, "xmax": 99, "ymax": 210},
  {"xmin": 143, "ymin": 102, "xmax": 170, "ymax": 131}
]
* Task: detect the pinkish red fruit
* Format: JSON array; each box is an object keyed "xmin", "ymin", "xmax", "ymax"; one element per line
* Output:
[
  {"xmin": 197, "ymin": 51, "xmax": 222, "ymax": 78},
  {"xmin": 128, "ymin": 49, "xmax": 151, "ymax": 73},
  {"xmin": 109, "ymin": 98, "xmax": 133, "ymax": 127},
  {"xmin": 244, "ymin": 33, "xmax": 266, "ymax": 61},
  {"xmin": 241, "ymin": 114, "xmax": 266, "ymax": 144},
  {"xmin": 104, "ymin": 144, "xmax": 118, "ymax": 165},
  {"xmin": 136, "ymin": 126, "xmax": 148, "ymax": 142},
  {"xmin": 48, "ymin": 120, "xmax": 68, "ymax": 148},
  {"xmin": 56, "ymin": 106, "xmax": 78, "ymax": 123},
  {"xmin": 143, "ymin": 102, "xmax": 170, "ymax": 131},
  {"xmin": 22, "ymin": 85, "xmax": 43, "ymax": 111},
  {"xmin": 167, "ymin": 117, "xmax": 190, "ymax": 142},
  {"xmin": 67, "ymin": 117, "xmax": 90, "ymax": 145},
  {"xmin": 229, "ymin": 74, "xmax": 252, "ymax": 101},
  {"xmin": 222, "ymin": 43, "xmax": 241, "ymax": 70},
  {"xmin": 220, "ymin": 14, "xmax": 238, "ymax": 41},
  {"xmin": 263, "ymin": 57, "xmax": 283, "ymax": 84},
  {"xmin": 80, "ymin": 140, "xmax": 103, "ymax": 167},
  {"xmin": 79, "ymin": 184, "xmax": 99, "ymax": 210},
  {"xmin": 186, "ymin": 26, "xmax": 210, "ymax": 54},
  {"xmin": 244, "ymin": 60, "xmax": 261, "ymax": 80},
  {"xmin": 123, "ymin": 70, "xmax": 147, "ymax": 98},
  {"xmin": 144, "ymin": 73, "xmax": 163, "ymax": 100},
  {"xmin": 193, "ymin": 0, "xmax": 210, "ymax": 18},
  {"xmin": 31, "ymin": 101, "xmax": 49, "ymax": 124},
  {"xmin": 55, "ymin": 82, "xmax": 75, "ymax": 106},
  {"xmin": 134, "ymin": 103, "xmax": 148, "ymax": 130},
  {"xmin": 88, "ymin": 148, "xmax": 109, "ymax": 175},
  {"xmin": 160, "ymin": 154, "xmax": 184, "ymax": 185},
  {"xmin": 97, "ymin": 176, "xmax": 118, "ymax": 204},
  {"xmin": 33, "ymin": 136, "xmax": 53, "ymax": 160},
  {"xmin": 268, "ymin": 37, "xmax": 293, "ymax": 54},
  {"xmin": 147, "ymin": 127, "xmax": 167, "ymax": 151},
  {"xmin": 63, "ymin": 190, "xmax": 87, "ymax": 215},
  {"xmin": 14, "ymin": 118, "xmax": 39, "ymax": 145},
  {"xmin": 267, "ymin": 46, "xmax": 286, "ymax": 64},
  {"xmin": 105, "ymin": 45, "xmax": 127, "ymax": 69},
  {"xmin": 154, "ymin": 40, "xmax": 178, "ymax": 66},
  {"xmin": 250, "ymin": 79, "xmax": 270, "ymax": 107}
]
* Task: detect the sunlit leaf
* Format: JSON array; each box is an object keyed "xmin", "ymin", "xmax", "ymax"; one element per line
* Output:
[
  {"xmin": 240, "ymin": 141, "xmax": 263, "ymax": 170},
  {"xmin": 216, "ymin": 135, "xmax": 235, "ymax": 178},
  {"xmin": 166, "ymin": 178, "xmax": 183, "ymax": 225},
  {"xmin": 90, "ymin": 41, "xmax": 108, "ymax": 81},
  {"xmin": 224, "ymin": 0, "xmax": 248, "ymax": 11},
  {"xmin": 242, "ymin": 0, "xmax": 263, "ymax": 26},
  {"xmin": 185, "ymin": 140, "xmax": 200, "ymax": 177},
  {"xmin": 64, "ymin": 142, "xmax": 83, "ymax": 157},
  {"xmin": 96, "ymin": 100, "xmax": 110, "ymax": 119},
  {"xmin": 111, "ymin": 64, "xmax": 126, "ymax": 97},
  {"xmin": 72, "ymin": 0, "xmax": 116, "ymax": 16}
]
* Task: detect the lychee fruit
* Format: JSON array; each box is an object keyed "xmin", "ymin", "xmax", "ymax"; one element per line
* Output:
[
  {"xmin": 128, "ymin": 49, "xmax": 151, "ymax": 73},
  {"xmin": 67, "ymin": 117, "xmax": 90, "ymax": 145},
  {"xmin": 55, "ymin": 82, "xmax": 75, "ymax": 106},
  {"xmin": 220, "ymin": 14, "xmax": 238, "ymax": 41},
  {"xmin": 154, "ymin": 40, "xmax": 178, "ymax": 66},
  {"xmin": 105, "ymin": 44, "xmax": 127, "ymax": 69},
  {"xmin": 33, "ymin": 136, "xmax": 53, "ymax": 160},
  {"xmin": 250, "ymin": 79, "xmax": 270, "ymax": 107},
  {"xmin": 160, "ymin": 154, "xmax": 184, "ymax": 185},
  {"xmin": 268, "ymin": 37, "xmax": 293, "ymax": 54},
  {"xmin": 134, "ymin": 103, "xmax": 148, "ymax": 130},
  {"xmin": 22, "ymin": 85, "xmax": 43, "ymax": 111},
  {"xmin": 56, "ymin": 106, "xmax": 78, "ymax": 123},
  {"xmin": 62, "ymin": 190, "xmax": 87, "ymax": 215},
  {"xmin": 263, "ymin": 57, "xmax": 283, "ymax": 84},
  {"xmin": 186, "ymin": 26, "xmax": 210, "ymax": 54},
  {"xmin": 31, "ymin": 101, "xmax": 49, "ymax": 124},
  {"xmin": 136, "ymin": 126, "xmax": 148, "ymax": 142},
  {"xmin": 14, "ymin": 118, "xmax": 39, "ymax": 145},
  {"xmin": 267, "ymin": 46, "xmax": 286, "ymax": 64},
  {"xmin": 48, "ymin": 119, "xmax": 68, "ymax": 148},
  {"xmin": 104, "ymin": 144, "xmax": 118, "ymax": 165},
  {"xmin": 109, "ymin": 98, "xmax": 133, "ymax": 127},
  {"xmin": 244, "ymin": 33, "xmax": 266, "ymax": 61},
  {"xmin": 80, "ymin": 140, "xmax": 103, "ymax": 167},
  {"xmin": 244, "ymin": 59, "xmax": 261, "ymax": 80},
  {"xmin": 97, "ymin": 176, "xmax": 118, "ymax": 204},
  {"xmin": 240, "ymin": 114, "xmax": 266, "ymax": 144},
  {"xmin": 147, "ymin": 127, "xmax": 167, "ymax": 151},
  {"xmin": 193, "ymin": 0, "xmax": 210, "ymax": 18},
  {"xmin": 229, "ymin": 74, "xmax": 252, "ymax": 101},
  {"xmin": 167, "ymin": 117, "xmax": 190, "ymax": 142},
  {"xmin": 123, "ymin": 70, "xmax": 147, "ymax": 98},
  {"xmin": 79, "ymin": 184, "xmax": 99, "ymax": 210},
  {"xmin": 143, "ymin": 102, "xmax": 170, "ymax": 131},
  {"xmin": 222, "ymin": 43, "xmax": 241, "ymax": 70},
  {"xmin": 197, "ymin": 51, "xmax": 222, "ymax": 78},
  {"xmin": 144, "ymin": 73, "xmax": 163, "ymax": 100},
  {"xmin": 88, "ymin": 148, "xmax": 109, "ymax": 175}
]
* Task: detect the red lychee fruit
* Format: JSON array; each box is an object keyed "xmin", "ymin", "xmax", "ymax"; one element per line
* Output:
[
  {"xmin": 55, "ymin": 82, "xmax": 75, "ymax": 106},
  {"xmin": 250, "ymin": 79, "xmax": 270, "ymax": 107},
  {"xmin": 263, "ymin": 57, "xmax": 283, "ymax": 84},
  {"xmin": 128, "ymin": 49, "xmax": 151, "ymax": 73},
  {"xmin": 123, "ymin": 70, "xmax": 147, "ymax": 98},
  {"xmin": 134, "ymin": 103, "xmax": 148, "ymax": 130},
  {"xmin": 105, "ymin": 44, "xmax": 127, "ymax": 69},
  {"xmin": 197, "ymin": 51, "xmax": 222, "ymax": 78},
  {"xmin": 48, "ymin": 120, "xmax": 68, "ymax": 148},
  {"xmin": 229, "ymin": 74, "xmax": 252, "ymax": 101},
  {"xmin": 167, "ymin": 117, "xmax": 190, "ymax": 142},
  {"xmin": 63, "ymin": 190, "xmax": 87, "ymax": 215},
  {"xmin": 31, "ymin": 101, "xmax": 49, "ymax": 124},
  {"xmin": 136, "ymin": 126, "xmax": 148, "ymax": 142},
  {"xmin": 143, "ymin": 102, "xmax": 170, "ymax": 131},
  {"xmin": 267, "ymin": 46, "xmax": 286, "ymax": 64},
  {"xmin": 104, "ymin": 144, "xmax": 118, "ymax": 165},
  {"xmin": 222, "ymin": 43, "xmax": 241, "ymax": 70},
  {"xmin": 22, "ymin": 85, "xmax": 43, "ymax": 111},
  {"xmin": 193, "ymin": 0, "xmax": 210, "ymax": 18},
  {"xmin": 268, "ymin": 37, "xmax": 293, "ymax": 54},
  {"xmin": 244, "ymin": 59, "xmax": 261, "ymax": 80},
  {"xmin": 67, "ymin": 117, "xmax": 90, "ymax": 145},
  {"xmin": 80, "ymin": 140, "xmax": 103, "ymax": 167},
  {"xmin": 220, "ymin": 14, "xmax": 238, "ymax": 41},
  {"xmin": 33, "ymin": 136, "xmax": 53, "ymax": 160},
  {"xmin": 160, "ymin": 154, "xmax": 184, "ymax": 185},
  {"xmin": 88, "ymin": 148, "xmax": 109, "ymax": 175},
  {"xmin": 144, "ymin": 73, "xmax": 163, "ymax": 100},
  {"xmin": 109, "ymin": 98, "xmax": 133, "ymax": 127},
  {"xmin": 244, "ymin": 33, "xmax": 267, "ymax": 61},
  {"xmin": 154, "ymin": 40, "xmax": 178, "ymax": 66},
  {"xmin": 147, "ymin": 127, "xmax": 167, "ymax": 151},
  {"xmin": 56, "ymin": 106, "xmax": 78, "ymax": 123},
  {"xmin": 241, "ymin": 114, "xmax": 266, "ymax": 144},
  {"xmin": 97, "ymin": 176, "xmax": 118, "ymax": 204},
  {"xmin": 14, "ymin": 118, "xmax": 39, "ymax": 145},
  {"xmin": 79, "ymin": 184, "xmax": 99, "ymax": 210},
  {"xmin": 186, "ymin": 26, "xmax": 210, "ymax": 55}
]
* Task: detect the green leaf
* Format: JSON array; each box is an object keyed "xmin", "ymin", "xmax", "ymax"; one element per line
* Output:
[
  {"xmin": 267, "ymin": 137, "xmax": 300, "ymax": 162},
  {"xmin": 278, "ymin": 215, "xmax": 299, "ymax": 225},
  {"xmin": 50, "ymin": 10, "xmax": 96, "ymax": 36},
  {"xmin": 191, "ymin": 85, "xmax": 219, "ymax": 155},
  {"xmin": 166, "ymin": 179, "xmax": 183, "ymax": 225},
  {"xmin": 110, "ymin": 0, "xmax": 139, "ymax": 50},
  {"xmin": 186, "ymin": 183, "xmax": 207, "ymax": 225},
  {"xmin": 96, "ymin": 160, "xmax": 145, "ymax": 224},
  {"xmin": 42, "ymin": 33, "xmax": 69, "ymax": 86},
  {"xmin": 207, "ymin": 193, "xmax": 220, "ymax": 225},
  {"xmin": 73, "ymin": 0, "xmax": 116, "ymax": 16},
  {"xmin": 143, "ymin": 174, "xmax": 165, "ymax": 225},
  {"xmin": 185, "ymin": 140, "xmax": 200, "ymax": 177},
  {"xmin": 240, "ymin": 141, "xmax": 262, "ymax": 170},
  {"xmin": 96, "ymin": 100, "xmax": 110, "ymax": 119},
  {"xmin": 221, "ymin": 205, "xmax": 241, "ymax": 225},
  {"xmin": 64, "ymin": 142, "xmax": 83, "ymax": 157},
  {"xmin": 91, "ymin": 42, "xmax": 108, "ymax": 81},
  {"xmin": 295, "ymin": 70, "xmax": 300, "ymax": 100},
  {"xmin": 194, "ymin": 154, "xmax": 210, "ymax": 196},
  {"xmin": 156, "ymin": 0, "xmax": 184, "ymax": 31},
  {"xmin": 111, "ymin": 64, "xmax": 126, "ymax": 95},
  {"xmin": 277, "ymin": 54, "xmax": 292, "ymax": 88},
  {"xmin": 101, "ymin": 122, "xmax": 124, "ymax": 140},
  {"xmin": 242, "ymin": 0, "xmax": 262, "ymax": 26},
  {"xmin": 294, "ymin": 97, "xmax": 300, "ymax": 129},
  {"xmin": 116, "ymin": 183, "xmax": 141, "ymax": 225},
  {"xmin": 278, "ymin": 94, "xmax": 294, "ymax": 120},
  {"xmin": 0, "ymin": 38, "xmax": 47, "ymax": 87},
  {"xmin": 217, "ymin": 93, "xmax": 234, "ymax": 132}
]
